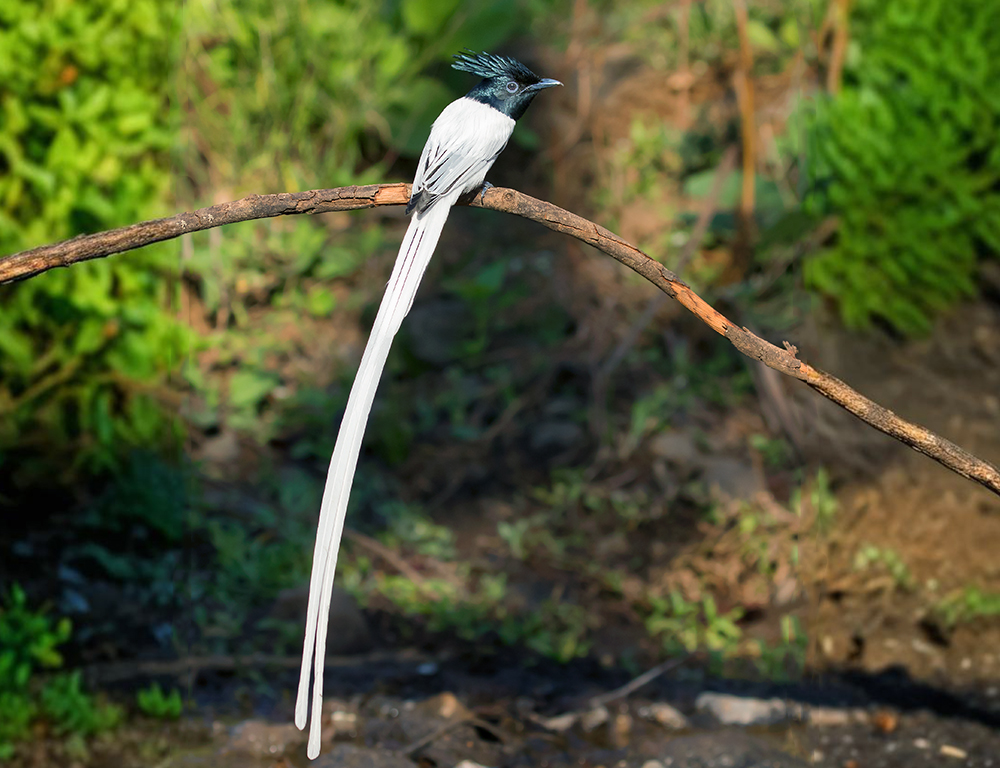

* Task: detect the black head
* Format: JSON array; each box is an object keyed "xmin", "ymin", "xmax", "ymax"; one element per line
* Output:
[{"xmin": 453, "ymin": 50, "xmax": 561, "ymax": 121}]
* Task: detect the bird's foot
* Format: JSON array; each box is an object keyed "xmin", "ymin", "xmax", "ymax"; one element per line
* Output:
[{"xmin": 478, "ymin": 181, "xmax": 494, "ymax": 205}]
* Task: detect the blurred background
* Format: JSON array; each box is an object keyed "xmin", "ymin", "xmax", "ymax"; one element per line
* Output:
[{"xmin": 2, "ymin": 0, "xmax": 1000, "ymax": 764}]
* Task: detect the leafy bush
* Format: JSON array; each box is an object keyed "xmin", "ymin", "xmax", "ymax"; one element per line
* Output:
[
  {"xmin": 0, "ymin": 586, "xmax": 121, "ymax": 758},
  {"xmin": 0, "ymin": 585, "xmax": 71, "ymax": 695},
  {"xmin": 0, "ymin": 0, "xmax": 185, "ymax": 482},
  {"xmin": 179, "ymin": 0, "xmax": 527, "ymax": 195},
  {"xmin": 40, "ymin": 671, "xmax": 123, "ymax": 737},
  {"xmin": 804, "ymin": 0, "xmax": 1000, "ymax": 333},
  {"xmin": 0, "ymin": 1, "xmax": 177, "ymax": 252}
]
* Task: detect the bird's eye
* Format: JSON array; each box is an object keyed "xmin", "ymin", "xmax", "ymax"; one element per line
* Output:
[{"xmin": 505, "ymin": 81, "xmax": 519, "ymax": 93}]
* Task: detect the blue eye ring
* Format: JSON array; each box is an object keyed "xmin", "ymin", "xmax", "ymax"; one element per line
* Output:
[{"xmin": 505, "ymin": 81, "xmax": 519, "ymax": 93}]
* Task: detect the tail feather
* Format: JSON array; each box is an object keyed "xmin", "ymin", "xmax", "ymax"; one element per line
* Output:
[{"xmin": 296, "ymin": 197, "xmax": 456, "ymax": 759}]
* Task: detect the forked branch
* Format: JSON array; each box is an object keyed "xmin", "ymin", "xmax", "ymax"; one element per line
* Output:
[{"xmin": 2, "ymin": 183, "xmax": 998, "ymax": 495}]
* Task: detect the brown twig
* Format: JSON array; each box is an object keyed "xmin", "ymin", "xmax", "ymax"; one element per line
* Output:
[
  {"xmin": 732, "ymin": 0, "xmax": 756, "ymax": 218},
  {"xmin": 826, "ymin": 0, "xmax": 853, "ymax": 94},
  {"xmin": 342, "ymin": 528, "xmax": 429, "ymax": 587},
  {"xmin": 401, "ymin": 715, "xmax": 507, "ymax": 757},
  {"xmin": 587, "ymin": 654, "xmax": 690, "ymax": 709},
  {"xmin": 2, "ymin": 184, "xmax": 999, "ymax": 496}
]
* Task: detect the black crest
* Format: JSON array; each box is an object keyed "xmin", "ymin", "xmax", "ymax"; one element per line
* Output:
[{"xmin": 452, "ymin": 50, "xmax": 540, "ymax": 84}]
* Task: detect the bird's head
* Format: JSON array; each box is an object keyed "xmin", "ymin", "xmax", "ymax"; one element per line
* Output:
[{"xmin": 453, "ymin": 50, "xmax": 561, "ymax": 120}]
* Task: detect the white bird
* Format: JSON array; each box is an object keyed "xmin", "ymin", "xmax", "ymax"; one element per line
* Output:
[{"xmin": 295, "ymin": 50, "xmax": 561, "ymax": 759}]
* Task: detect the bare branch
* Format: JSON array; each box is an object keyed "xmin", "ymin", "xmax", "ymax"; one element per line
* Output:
[
  {"xmin": 2, "ymin": 183, "xmax": 998, "ymax": 496},
  {"xmin": 0, "ymin": 184, "xmax": 412, "ymax": 285}
]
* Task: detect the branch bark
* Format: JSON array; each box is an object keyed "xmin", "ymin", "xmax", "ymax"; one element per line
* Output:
[{"xmin": 2, "ymin": 183, "xmax": 999, "ymax": 496}]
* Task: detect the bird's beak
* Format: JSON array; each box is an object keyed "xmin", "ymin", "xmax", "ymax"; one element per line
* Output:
[{"xmin": 530, "ymin": 78, "xmax": 563, "ymax": 91}]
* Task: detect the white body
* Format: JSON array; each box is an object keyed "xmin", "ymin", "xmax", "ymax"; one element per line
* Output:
[{"xmin": 296, "ymin": 96, "xmax": 515, "ymax": 759}]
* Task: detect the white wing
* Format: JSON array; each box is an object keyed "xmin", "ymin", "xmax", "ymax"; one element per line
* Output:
[{"xmin": 409, "ymin": 97, "xmax": 515, "ymax": 212}]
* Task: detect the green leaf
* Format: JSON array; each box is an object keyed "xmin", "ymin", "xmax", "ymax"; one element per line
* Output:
[
  {"xmin": 228, "ymin": 369, "xmax": 279, "ymax": 412},
  {"xmin": 746, "ymin": 19, "xmax": 781, "ymax": 52},
  {"xmin": 305, "ymin": 286, "xmax": 337, "ymax": 317}
]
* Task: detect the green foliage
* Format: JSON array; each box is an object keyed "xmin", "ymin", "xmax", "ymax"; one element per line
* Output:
[
  {"xmin": 362, "ymin": 566, "xmax": 593, "ymax": 663},
  {"xmin": 136, "ymin": 683, "xmax": 183, "ymax": 720},
  {"xmin": 753, "ymin": 615, "xmax": 807, "ymax": 681},
  {"xmin": 1, "ymin": 0, "xmax": 541, "ymax": 491},
  {"xmin": 501, "ymin": 600, "xmax": 592, "ymax": 663},
  {"xmin": 179, "ymin": 0, "xmax": 527, "ymax": 195},
  {"xmin": 0, "ymin": 0, "xmax": 186, "ymax": 482},
  {"xmin": 498, "ymin": 514, "xmax": 575, "ymax": 561},
  {"xmin": 0, "ymin": 585, "xmax": 71, "ymax": 693},
  {"xmin": 380, "ymin": 502, "xmax": 457, "ymax": 560},
  {"xmin": 853, "ymin": 544, "xmax": 913, "ymax": 591},
  {"xmin": 645, "ymin": 592, "xmax": 743, "ymax": 656},
  {"xmin": 40, "ymin": 671, "xmax": 123, "ymax": 736},
  {"xmin": 204, "ymin": 517, "xmax": 311, "ymax": 607},
  {"xmin": 366, "ymin": 572, "xmax": 500, "ymax": 642},
  {"xmin": 0, "ymin": 586, "xmax": 121, "ymax": 757},
  {"xmin": 804, "ymin": 0, "xmax": 1000, "ymax": 333},
  {"xmin": 749, "ymin": 433, "xmax": 793, "ymax": 468},
  {"xmin": 0, "ymin": 0, "xmax": 177, "ymax": 252},
  {"xmin": 623, "ymin": 342, "xmax": 750, "ymax": 455},
  {"xmin": 594, "ymin": 0, "xmax": 820, "ymax": 72},
  {"xmin": 934, "ymin": 586, "xmax": 1000, "ymax": 629},
  {"xmin": 88, "ymin": 451, "xmax": 192, "ymax": 542},
  {"xmin": 791, "ymin": 467, "xmax": 837, "ymax": 533},
  {"xmin": 0, "ymin": 691, "xmax": 34, "ymax": 761}
]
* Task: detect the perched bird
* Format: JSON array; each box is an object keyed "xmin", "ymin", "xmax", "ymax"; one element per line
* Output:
[{"xmin": 295, "ymin": 50, "xmax": 561, "ymax": 759}]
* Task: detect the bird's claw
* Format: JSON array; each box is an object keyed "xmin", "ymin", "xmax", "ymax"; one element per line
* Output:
[{"xmin": 478, "ymin": 181, "xmax": 494, "ymax": 205}]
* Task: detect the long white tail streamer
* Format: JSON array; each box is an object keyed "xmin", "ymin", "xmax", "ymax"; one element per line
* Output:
[{"xmin": 294, "ymin": 196, "xmax": 457, "ymax": 759}]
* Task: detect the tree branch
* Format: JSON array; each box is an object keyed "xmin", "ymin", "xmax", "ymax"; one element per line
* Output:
[{"xmin": 2, "ymin": 183, "xmax": 998, "ymax": 496}]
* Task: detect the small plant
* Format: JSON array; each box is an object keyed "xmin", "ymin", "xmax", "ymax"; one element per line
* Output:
[
  {"xmin": 88, "ymin": 452, "xmax": 192, "ymax": 542},
  {"xmin": 791, "ymin": 467, "xmax": 837, "ymax": 533},
  {"xmin": 497, "ymin": 514, "xmax": 571, "ymax": 561},
  {"xmin": 0, "ymin": 585, "xmax": 121, "ymax": 757},
  {"xmin": 41, "ymin": 671, "xmax": 123, "ymax": 736},
  {"xmin": 504, "ymin": 600, "xmax": 593, "ymax": 663},
  {"xmin": 380, "ymin": 501, "xmax": 457, "ymax": 561},
  {"xmin": 749, "ymin": 433, "xmax": 793, "ymax": 468},
  {"xmin": 0, "ymin": 584, "xmax": 72, "ymax": 756},
  {"xmin": 0, "ymin": 585, "xmax": 71, "ymax": 691},
  {"xmin": 754, "ymin": 615, "xmax": 807, "ymax": 681},
  {"xmin": 137, "ymin": 682, "xmax": 183, "ymax": 719},
  {"xmin": 934, "ymin": 586, "xmax": 1000, "ymax": 629},
  {"xmin": 853, "ymin": 545, "xmax": 913, "ymax": 591},
  {"xmin": 645, "ymin": 592, "xmax": 743, "ymax": 656}
]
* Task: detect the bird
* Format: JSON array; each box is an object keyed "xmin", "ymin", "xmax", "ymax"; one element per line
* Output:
[{"xmin": 294, "ymin": 50, "xmax": 561, "ymax": 759}]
